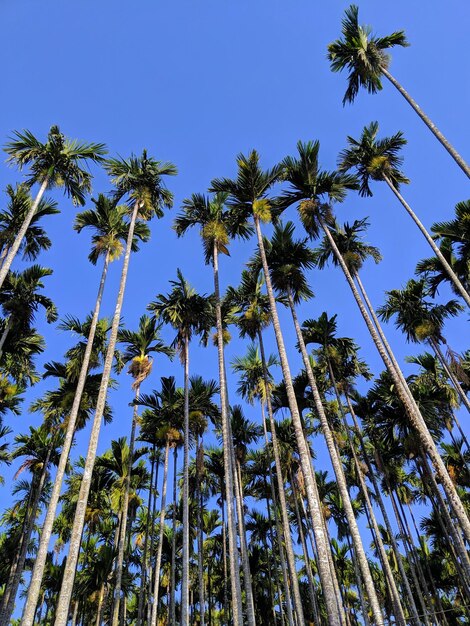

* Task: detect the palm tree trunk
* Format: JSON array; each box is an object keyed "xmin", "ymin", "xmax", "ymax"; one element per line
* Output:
[
  {"xmin": 181, "ymin": 333, "xmax": 190, "ymax": 626},
  {"xmin": 150, "ymin": 440, "xmax": 171, "ymax": 626},
  {"xmin": 22, "ymin": 251, "xmax": 111, "ymax": 626},
  {"xmin": 318, "ymin": 213, "xmax": 470, "ymax": 544},
  {"xmin": 0, "ymin": 317, "xmax": 12, "ymax": 358},
  {"xmin": 0, "ymin": 177, "xmax": 49, "ymax": 290},
  {"xmin": 111, "ymin": 387, "xmax": 139, "ymax": 626},
  {"xmin": 380, "ymin": 67, "xmax": 470, "ymax": 180},
  {"xmin": 212, "ymin": 243, "xmax": 244, "ymax": 624},
  {"xmin": 382, "ymin": 174, "xmax": 470, "ymax": 306},
  {"xmin": 197, "ymin": 464, "xmax": 205, "ymax": 626},
  {"xmin": 0, "ymin": 245, "xmax": 10, "ymax": 270},
  {"xmin": 147, "ymin": 449, "xmax": 161, "ymax": 626},
  {"xmin": 95, "ymin": 584, "xmax": 105, "ymax": 626},
  {"xmin": 170, "ymin": 447, "xmax": 178, "ymax": 625},
  {"xmin": 0, "ymin": 446, "xmax": 52, "ymax": 626},
  {"xmin": 286, "ymin": 287, "xmax": 385, "ymax": 626},
  {"xmin": 137, "ymin": 444, "xmax": 156, "ymax": 626},
  {"xmin": 258, "ymin": 330, "xmax": 306, "ymax": 625},
  {"xmin": 254, "ymin": 215, "xmax": 340, "ymax": 626},
  {"xmin": 54, "ymin": 199, "xmax": 141, "ymax": 626},
  {"xmin": 429, "ymin": 338, "xmax": 470, "ymax": 413}
]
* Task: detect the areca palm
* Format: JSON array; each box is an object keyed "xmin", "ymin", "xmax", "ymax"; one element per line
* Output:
[
  {"xmin": 0, "ymin": 264, "xmax": 57, "ymax": 357},
  {"xmin": 149, "ymin": 269, "xmax": 213, "ymax": 626},
  {"xmin": 211, "ymin": 150, "xmax": 337, "ymax": 625},
  {"xmin": 54, "ymin": 150, "xmax": 176, "ymax": 626},
  {"xmin": 22, "ymin": 195, "xmax": 151, "ymax": 626},
  {"xmin": 282, "ymin": 139, "xmax": 470, "ymax": 546},
  {"xmin": 263, "ymin": 221, "xmax": 386, "ymax": 625},
  {"xmin": 328, "ymin": 5, "xmax": 470, "ymax": 178},
  {"xmin": 1, "ymin": 125, "xmax": 107, "ymax": 289},
  {"xmin": 338, "ymin": 121, "xmax": 470, "ymax": 306},
  {"xmin": 110, "ymin": 315, "xmax": 173, "ymax": 625},
  {"xmin": 0, "ymin": 183, "xmax": 59, "ymax": 267},
  {"xmin": 174, "ymin": 191, "xmax": 251, "ymax": 624}
]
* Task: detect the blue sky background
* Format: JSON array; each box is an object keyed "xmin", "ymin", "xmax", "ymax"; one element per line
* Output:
[{"xmin": 0, "ymin": 0, "xmax": 469, "ymax": 586}]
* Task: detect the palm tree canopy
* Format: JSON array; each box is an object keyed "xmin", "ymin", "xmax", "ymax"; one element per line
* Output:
[
  {"xmin": 148, "ymin": 269, "xmax": 214, "ymax": 355},
  {"xmin": 74, "ymin": 194, "xmax": 151, "ymax": 265},
  {"xmin": 430, "ymin": 199, "xmax": 470, "ymax": 273},
  {"xmin": 338, "ymin": 121, "xmax": 409, "ymax": 196},
  {"xmin": 174, "ymin": 192, "xmax": 252, "ymax": 265},
  {"xmin": 231, "ymin": 343, "xmax": 278, "ymax": 405},
  {"xmin": 225, "ymin": 269, "xmax": 271, "ymax": 340},
  {"xmin": 327, "ymin": 5, "xmax": 409, "ymax": 105},
  {"xmin": 0, "ymin": 184, "xmax": 59, "ymax": 261},
  {"xmin": 416, "ymin": 238, "xmax": 469, "ymax": 297},
  {"xmin": 314, "ymin": 217, "xmax": 382, "ymax": 273},
  {"xmin": 210, "ymin": 149, "xmax": 284, "ymax": 226},
  {"xmin": 4, "ymin": 125, "xmax": 107, "ymax": 205},
  {"xmin": 377, "ymin": 278, "xmax": 463, "ymax": 343},
  {"xmin": 0, "ymin": 265, "xmax": 58, "ymax": 326},
  {"xmin": 105, "ymin": 149, "xmax": 177, "ymax": 219}
]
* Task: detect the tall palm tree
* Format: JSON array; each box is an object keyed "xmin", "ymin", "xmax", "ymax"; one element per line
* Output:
[
  {"xmin": 149, "ymin": 269, "xmax": 213, "ymax": 626},
  {"xmin": 211, "ymin": 150, "xmax": 339, "ymax": 626},
  {"xmin": 21, "ymin": 194, "xmax": 150, "ymax": 626},
  {"xmin": 0, "ymin": 183, "xmax": 59, "ymax": 267},
  {"xmin": 174, "ymin": 191, "xmax": 251, "ymax": 624},
  {"xmin": 1, "ymin": 125, "xmax": 107, "ymax": 289},
  {"xmin": 262, "ymin": 221, "xmax": 386, "ymax": 625},
  {"xmin": 338, "ymin": 121, "xmax": 470, "ymax": 306},
  {"xmin": 0, "ymin": 264, "xmax": 57, "ymax": 356},
  {"xmin": 54, "ymin": 150, "xmax": 176, "ymax": 626},
  {"xmin": 110, "ymin": 315, "xmax": 173, "ymax": 625},
  {"xmin": 281, "ymin": 139, "xmax": 470, "ymax": 545},
  {"xmin": 327, "ymin": 4, "xmax": 470, "ymax": 178}
]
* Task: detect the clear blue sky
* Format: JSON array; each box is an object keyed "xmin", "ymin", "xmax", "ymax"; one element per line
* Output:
[{"xmin": 0, "ymin": 0, "xmax": 468, "ymax": 558}]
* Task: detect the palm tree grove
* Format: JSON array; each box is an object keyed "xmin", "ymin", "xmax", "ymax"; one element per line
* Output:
[{"xmin": 1, "ymin": 2, "xmax": 470, "ymax": 625}]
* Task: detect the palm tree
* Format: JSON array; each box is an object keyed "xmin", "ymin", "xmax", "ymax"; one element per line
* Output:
[
  {"xmin": 149, "ymin": 269, "xmax": 213, "ymax": 626},
  {"xmin": 211, "ymin": 150, "xmax": 339, "ymax": 626},
  {"xmin": 338, "ymin": 121, "xmax": 470, "ymax": 306},
  {"xmin": 328, "ymin": 5, "xmax": 470, "ymax": 178},
  {"xmin": 1, "ymin": 125, "xmax": 107, "ymax": 289},
  {"xmin": 282, "ymin": 139, "xmax": 470, "ymax": 545},
  {"xmin": 0, "ymin": 264, "xmax": 57, "ymax": 356},
  {"xmin": 110, "ymin": 315, "xmax": 173, "ymax": 626},
  {"xmin": 174, "ymin": 191, "xmax": 251, "ymax": 624},
  {"xmin": 21, "ymin": 194, "xmax": 151, "ymax": 626},
  {"xmin": 54, "ymin": 150, "xmax": 176, "ymax": 626},
  {"xmin": 0, "ymin": 183, "xmax": 59, "ymax": 267},
  {"xmin": 377, "ymin": 279, "xmax": 469, "ymax": 412}
]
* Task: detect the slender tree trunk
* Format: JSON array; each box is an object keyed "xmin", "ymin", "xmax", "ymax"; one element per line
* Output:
[
  {"xmin": 381, "ymin": 67, "xmax": 470, "ymax": 180},
  {"xmin": 212, "ymin": 243, "xmax": 244, "ymax": 624},
  {"xmin": 150, "ymin": 440, "xmax": 171, "ymax": 626},
  {"xmin": 54, "ymin": 200, "xmax": 141, "ymax": 626},
  {"xmin": 0, "ymin": 317, "xmax": 12, "ymax": 358},
  {"xmin": 429, "ymin": 338, "xmax": 470, "ymax": 414},
  {"xmin": 0, "ymin": 447, "xmax": 52, "ymax": 626},
  {"xmin": 170, "ymin": 447, "xmax": 178, "ymax": 625},
  {"xmin": 197, "ymin": 462, "xmax": 205, "ymax": 626},
  {"xmin": 137, "ymin": 445, "xmax": 156, "ymax": 626},
  {"xmin": 147, "ymin": 449, "xmax": 161, "ymax": 626},
  {"xmin": 0, "ymin": 245, "xmax": 10, "ymax": 270},
  {"xmin": 287, "ymin": 287, "xmax": 384, "ymax": 626},
  {"xmin": 95, "ymin": 584, "xmax": 105, "ymax": 626},
  {"xmin": 318, "ymin": 213, "xmax": 470, "ymax": 543},
  {"xmin": 112, "ymin": 386, "xmax": 139, "ymax": 626},
  {"xmin": 258, "ymin": 330, "xmax": 305, "ymax": 625},
  {"xmin": 254, "ymin": 215, "xmax": 340, "ymax": 626},
  {"xmin": 22, "ymin": 250, "xmax": 111, "ymax": 626},
  {"xmin": 0, "ymin": 177, "xmax": 49, "ymax": 290},
  {"xmin": 382, "ymin": 174, "xmax": 470, "ymax": 306},
  {"xmin": 181, "ymin": 333, "xmax": 190, "ymax": 626}
]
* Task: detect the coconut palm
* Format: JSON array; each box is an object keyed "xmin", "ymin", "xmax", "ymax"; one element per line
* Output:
[
  {"xmin": 0, "ymin": 264, "xmax": 57, "ymax": 357},
  {"xmin": 110, "ymin": 315, "xmax": 173, "ymax": 625},
  {"xmin": 212, "ymin": 150, "xmax": 338, "ymax": 625},
  {"xmin": 328, "ymin": 5, "xmax": 470, "ymax": 178},
  {"xmin": 54, "ymin": 150, "xmax": 176, "ymax": 626},
  {"xmin": 21, "ymin": 195, "xmax": 151, "ymax": 626},
  {"xmin": 149, "ymin": 269, "xmax": 213, "ymax": 626},
  {"xmin": 0, "ymin": 183, "xmax": 59, "ymax": 267},
  {"xmin": 1, "ymin": 125, "xmax": 107, "ymax": 289},
  {"xmin": 338, "ymin": 122, "xmax": 470, "ymax": 306},
  {"xmin": 174, "ymin": 191, "xmax": 252, "ymax": 624},
  {"xmin": 282, "ymin": 139, "xmax": 470, "ymax": 546},
  {"xmin": 262, "ymin": 220, "xmax": 386, "ymax": 625}
]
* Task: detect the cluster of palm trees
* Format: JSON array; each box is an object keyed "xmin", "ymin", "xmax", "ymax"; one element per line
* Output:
[{"xmin": 0, "ymin": 4, "xmax": 468, "ymax": 625}]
